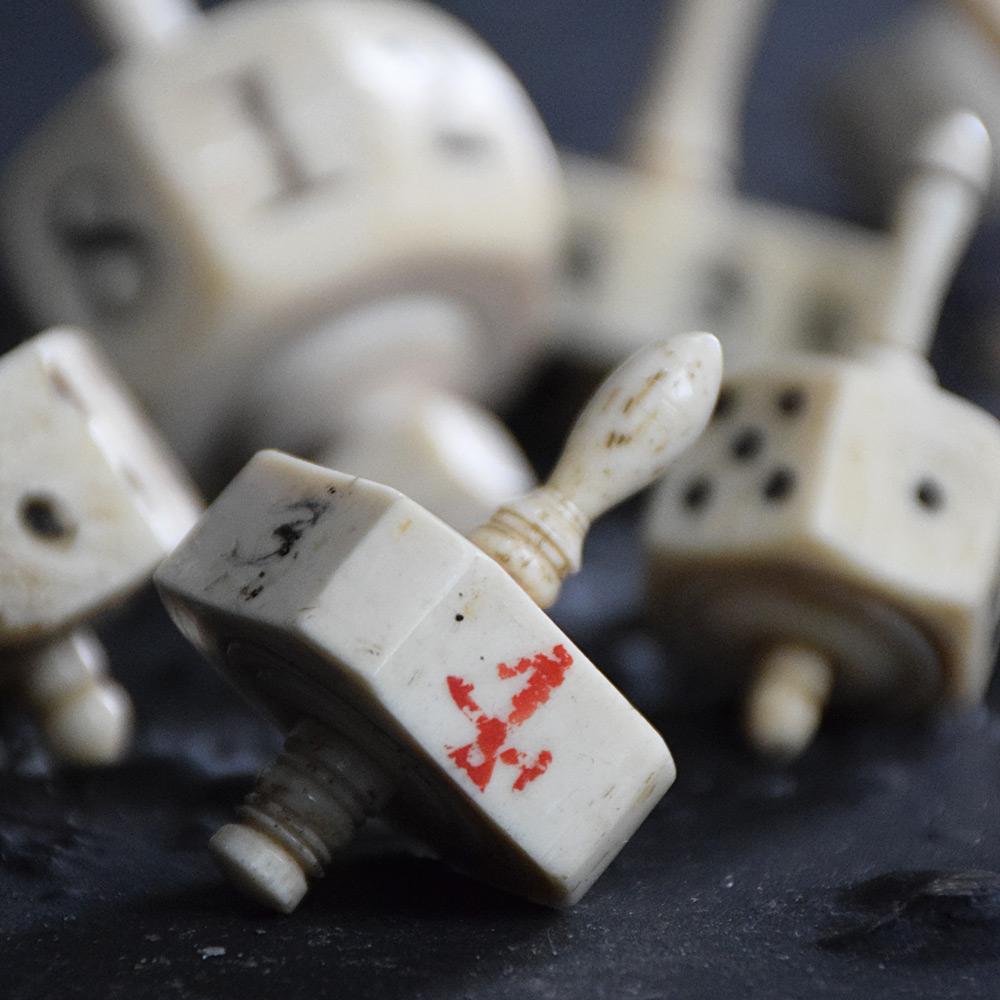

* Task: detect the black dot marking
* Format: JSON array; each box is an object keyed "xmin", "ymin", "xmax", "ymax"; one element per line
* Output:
[
  {"xmin": 776, "ymin": 388, "xmax": 806, "ymax": 417},
  {"xmin": 564, "ymin": 231, "xmax": 599, "ymax": 284},
  {"xmin": 762, "ymin": 468, "xmax": 796, "ymax": 502},
  {"xmin": 713, "ymin": 387, "xmax": 736, "ymax": 421},
  {"xmin": 436, "ymin": 131, "xmax": 491, "ymax": 157},
  {"xmin": 19, "ymin": 495, "xmax": 75, "ymax": 542},
  {"xmin": 699, "ymin": 259, "xmax": 747, "ymax": 323},
  {"xmin": 801, "ymin": 295, "xmax": 852, "ymax": 352},
  {"xmin": 731, "ymin": 427, "xmax": 764, "ymax": 461},
  {"xmin": 682, "ymin": 477, "xmax": 713, "ymax": 512},
  {"xmin": 455, "ymin": 614, "xmax": 465, "ymax": 622},
  {"xmin": 48, "ymin": 171, "xmax": 156, "ymax": 320},
  {"xmin": 915, "ymin": 478, "xmax": 945, "ymax": 511}
]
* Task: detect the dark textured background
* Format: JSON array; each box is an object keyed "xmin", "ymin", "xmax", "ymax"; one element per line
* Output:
[{"xmin": 3, "ymin": 2, "xmax": 1000, "ymax": 998}]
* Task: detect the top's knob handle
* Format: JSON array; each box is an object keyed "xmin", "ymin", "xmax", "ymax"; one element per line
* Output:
[
  {"xmin": 79, "ymin": 0, "xmax": 201, "ymax": 53},
  {"xmin": 469, "ymin": 333, "xmax": 722, "ymax": 607},
  {"xmin": 868, "ymin": 111, "xmax": 992, "ymax": 365}
]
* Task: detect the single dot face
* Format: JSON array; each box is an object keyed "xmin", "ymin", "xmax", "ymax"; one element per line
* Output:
[
  {"xmin": 682, "ymin": 477, "xmax": 713, "ymax": 512},
  {"xmin": 19, "ymin": 494, "xmax": 76, "ymax": 543},
  {"xmin": 713, "ymin": 387, "xmax": 736, "ymax": 421},
  {"xmin": 762, "ymin": 467, "xmax": 795, "ymax": 502},
  {"xmin": 915, "ymin": 478, "xmax": 945, "ymax": 511},
  {"xmin": 730, "ymin": 427, "xmax": 764, "ymax": 461},
  {"xmin": 776, "ymin": 388, "xmax": 806, "ymax": 417}
]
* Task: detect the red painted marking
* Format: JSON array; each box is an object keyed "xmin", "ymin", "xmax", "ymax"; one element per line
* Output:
[
  {"xmin": 446, "ymin": 676, "xmax": 480, "ymax": 717},
  {"xmin": 512, "ymin": 750, "xmax": 553, "ymax": 792},
  {"xmin": 445, "ymin": 644, "xmax": 573, "ymax": 794},
  {"xmin": 505, "ymin": 645, "xmax": 573, "ymax": 725}
]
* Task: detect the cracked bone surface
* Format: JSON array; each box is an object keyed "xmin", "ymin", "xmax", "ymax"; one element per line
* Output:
[
  {"xmin": 156, "ymin": 332, "xmax": 721, "ymax": 912},
  {"xmin": 0, "ymin": 0, "xmax": 562, "ymax": 526},
  {"xmin": 0, "ymin": 329, "xmax": 200, "ymax": 765},
  {"xmin": 645, "ymin": 112, "xmax": 1000, "ymax": 760}
]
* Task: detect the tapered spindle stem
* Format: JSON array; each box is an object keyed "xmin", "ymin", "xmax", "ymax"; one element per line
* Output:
[
  {"xmin": 627, "ymin": 0, "xmax": 774, "ymax": 187},
  {"xmin": 867, "ymin": 111, "xmax": 991, "ymax": 366},
  {"xmin": 210, "ymin": 719, "xmax": 395, "ymax": 913},
  {"xmin": 470, "ymin": 333, "xmax": 722, "ymax": 607}
]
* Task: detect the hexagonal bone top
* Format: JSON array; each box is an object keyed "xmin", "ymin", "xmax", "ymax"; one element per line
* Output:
[
  {"xmin": 79, "ymin": 0, "xmax": 201, "ymax": 53},
  {"xmin": 866, "ymin": 110, "xmax": 992, "ymax": 368},
  {"xmin": 158, "ymin": 332, "xmax": 718, "ymax": 912},
  {"xmin": 469, "ymin": 332, "xmax": 722, "ymax": 606}
]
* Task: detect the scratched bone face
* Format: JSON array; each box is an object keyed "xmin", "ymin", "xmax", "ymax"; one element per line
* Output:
[
  {"xmin": 157, "ymin": 450, "xmax": 673, "ymax": 905},
  {"xmin": 557, "ymin": 158, "xmax": 888, "ymax": 368},
  {"xmin": 0, "ymin": 0, "xmax": 560, "ymax": 423},
  {"xmin": 646, "ymin": 354, "xmax": 1000, "ymax": 705},
  {"xmin": 0, "ymin": 330, "xmax": 200, "ymax": 644}
]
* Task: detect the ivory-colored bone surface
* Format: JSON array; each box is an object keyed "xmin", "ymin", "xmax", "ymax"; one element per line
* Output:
[
  {"xmin": 556, "ymin": 0, "xmax": 892, "ymax": 369},
  {"xmin": 156, "ymin": 334, "xmax": 721, "ymax": 911},
  {"xmin": 0, "ymin": 328, "xmax": 200, "ymax": 763},
  {"xmin": 645, "ymin": 113, "xmax": 1000, "ymax": 757},
  {"xmin": 0, "ymin": 0, "xmax": 562, "ymax": 524}
]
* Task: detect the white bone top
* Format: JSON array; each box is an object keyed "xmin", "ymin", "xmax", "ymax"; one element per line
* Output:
[
  {"xmin": 628, "ymin": 0, "xmax": 774, "ymax": 186},
  {"xmin": 556, "ymin": 152, "xmax": 891, "ymax": 369},
  {"xmin": 869, "ymin": 111, "xmax": 992, "ymax": 363},
  {"xmin": 156, "ymin": 452, "xmax": 674, "ymax": 906},
  {"xmin": 0, "ymin": 328, "xmax": 201, "ymax": 643},
  {"xmin": 1, "ymin": 0, "xmax": 563, "ymax": 473},
  {"xmin": 470, "ymin": 333, "xmax": 722, "ymax": 606},
  {"xmin": 319, "ymin": 387, "xmax": 535, "ymax": 532}
]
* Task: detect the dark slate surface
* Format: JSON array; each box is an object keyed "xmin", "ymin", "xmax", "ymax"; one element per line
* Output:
[{"xmin": 3, "ymin": 2, "xmax": 1000, "ymax": 998}]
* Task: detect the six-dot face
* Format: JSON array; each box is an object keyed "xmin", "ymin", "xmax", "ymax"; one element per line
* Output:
[
  {"xmin": 555, "ymin": 157, "xmax": 888, "ymax": 369},
  {"xmin": 646, "ymin": 354, "xmax": 1000, "ymax": 704},
  {"xmin": 0, "ymin": 330, "xmax": 200, "ymax": 644},
  {"xmin": 0, "ymin": 0, "xmax": 561, "ymax": 446}
]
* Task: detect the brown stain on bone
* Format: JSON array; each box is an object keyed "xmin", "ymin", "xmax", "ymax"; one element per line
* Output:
[
  {"xmin": 622, "ymin": 369, "xmax": 666, "ymax": 416},
  {"xmin": 605, "ymin": 430, "xmax": 633, "ymax": 448}
]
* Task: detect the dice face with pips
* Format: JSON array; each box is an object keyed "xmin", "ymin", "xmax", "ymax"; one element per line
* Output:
[
  {"xmin": 554, "ymin": 0, "xmax": 889, "ymax": 371},
  {"xmin": 645, "ymin": 112, "xmax": 1000, "ymax": 759},
  {"xmin": 558, "ymin": 160, "xmax": 888, "ymax": 369},
  {"xmin": 0, "ymin": 0, "xmax": 562, "ymax": 523},
  {"xmin": 156, "ymin": 333, "xmax": 722, "ymax": 912},
  {"xmin": 0, "ymin": 328, "xmax": 201, "ymax": 764},
  {"xmin": 647, "ymin": 357, "xmax": 1000, "ymax": 709}
]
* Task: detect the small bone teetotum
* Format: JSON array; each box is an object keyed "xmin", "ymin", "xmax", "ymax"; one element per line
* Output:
[
  {"xmin": 0, "ymin": 0, "xmax": 562, "ymax": 528},
  {"xmin": 557, "ymin": 0, "xmax": 890, "ymax": 372},
  {"xmin": 645, "ymin": 112, "xmax": 1000, "ymax": 760},
  {"xmin": 0, "ymin": 329, "xmax": 200, "ymax": 765},
  {"xmin": 155, "ymin": 332, "xmax": 722, "ymax": 913}
]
